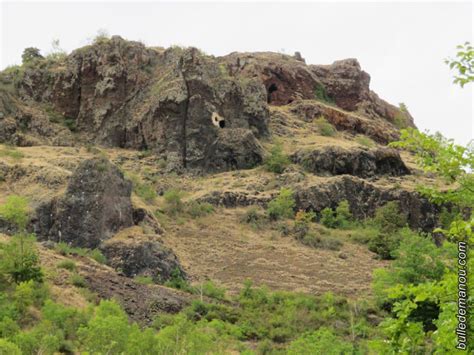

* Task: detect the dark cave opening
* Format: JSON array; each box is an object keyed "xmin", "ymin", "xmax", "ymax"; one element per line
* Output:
[
  {"xmin": 219, "ymin": 120, "xmax": 226, "ymax": 128},
  {"xmin": 267, "ymin": 83, "xmax": 278, "ymax": 103}
]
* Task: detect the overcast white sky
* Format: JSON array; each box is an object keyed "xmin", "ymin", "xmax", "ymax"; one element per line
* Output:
[{"xmin": 1, "ymin": 1, "xmax": 473, "ymax": 144}]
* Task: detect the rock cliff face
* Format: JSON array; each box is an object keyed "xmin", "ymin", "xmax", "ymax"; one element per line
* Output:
[{"xmin": 0, "ymin": 36, "xmax": 413, "ymax": 172}]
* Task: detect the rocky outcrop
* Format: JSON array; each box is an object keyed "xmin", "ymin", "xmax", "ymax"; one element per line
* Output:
[
  {"xmin": 9, "ymin": 37, "xmax": 269, "ymax": 173},
  {"xmin": 291, "ymin": 146, "xmax": 410, "ymax": 178},
  {"xmin": 1, "ymin": 38, "xmax": 415, "ymax": 172},
  {"xmin": 34, "ymin": 157, "xmax": 134, "ymax": 248},
  {"xmin": 295, "ymin": 176, "xmax": 440, "ymax": 231},
  {"xmin": 101, "ymin": 227, "xmax": 185, "ymax": 283}
]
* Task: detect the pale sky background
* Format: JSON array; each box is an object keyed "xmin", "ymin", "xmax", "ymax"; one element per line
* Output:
[{"xmin": 1, "ymin": 1, "xmax": 473, "ymax": 144}]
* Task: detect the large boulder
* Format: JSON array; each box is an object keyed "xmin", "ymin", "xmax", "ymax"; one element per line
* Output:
[
  {"xmin": 291, "ymin": 146, "xmax": 410, "ymax": 178},
  {"xmin": 100, "ymin": 227, "xmax": 185, "ymax": 283},
  {"xmin": 35, "ymin": 157, "xmax": 134, "ymax": 248}
]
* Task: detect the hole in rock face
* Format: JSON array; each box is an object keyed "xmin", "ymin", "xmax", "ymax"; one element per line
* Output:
[
  {"xmin": 267, "ymin": 83, "xmax": 278, "ymax": 103},
  {"xmin": 211, "ymin": 112, "xmax": 225, "ymax": 128}
]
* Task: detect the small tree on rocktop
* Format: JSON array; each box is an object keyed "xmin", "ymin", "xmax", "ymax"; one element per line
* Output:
[{"xmin": 21, "ymin": 47, "xmax": 43, "ymax": 64}]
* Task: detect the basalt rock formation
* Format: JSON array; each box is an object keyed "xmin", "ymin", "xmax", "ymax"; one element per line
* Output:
[
  {"xmin": 34, "ymin": 157, "xmax": 134, "ymax": 248},
  {"xmin": 101, "ymin": 227, "xmax": 186, "ymax": 283},
  {"xmin": 291, "ymin": 146, "xmax": 410, "ymax": 178},
  {"xmin": 0, "ymin": 36, "xmax": 413, "ymax": 172}
]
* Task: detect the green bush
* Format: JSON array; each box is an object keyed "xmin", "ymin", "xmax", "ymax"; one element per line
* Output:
[
  {"xmin": 134, "ymin": 275, "xmax": 154, "ymax": 285},
  {"xmin": 374, "ymin": 201, "xmax": 407, "ymax": 234},
  {"xmin": 314, "ymin": 83, "xmax": 334, "ymax": 104},
  {"xmin": 264, "ymin": 143, "xmax": 290, "ymax": 174},
  {"xmin": 368, "ymin": 230, "xmax": 403, "ymax": 260},
  {"xmin": 70, "ymin": 273, "xmax": 86, "ymax": 288},
  {"xmin": 89, "ymin": 249, "xmax": 107, "ymax": 264},
  {"xmin": 315, "ymin": 116, "xmax": 336, "ymax": 136},
  {"xmin": 163, "ymin": 189, "xmax": 185, "ymax": 215},
  {"xmin": 0, "ymin": 234, "xmax": 43, "ymax": 284},
  {"xmin": 373, "ymin": 231, "xmax": 446, "ymax": 303},
  {"xmin": 164, "ymin": 268, "xmax": 194, "ymax": 293},
  {"xmin": 300, "ymin": 233, "xmax": 342, "ymax": 250},
  {"xmin": 320, "ymin": 207, "xmax": 337, "ymax": 228},
  {"xmin": 0, "ymin": 195, "xmax": 29, "ymax": 229},
  {"xmin": 287, "ymin": 327, "xmax": 353, "ymax": 354},
  {"xmin": 267, "ymin": 188, "xmax": 295, "ymax": 220},
  {"xmin": 186, "ymin": 201, "xmax": 214, "ymax": 218},
  {"xmin": 57, "ymin": 259, "xmax": 76, "ymax": 271},
  {"xmin": 0, "ymin": 339, "xmax": 21, "ymax": 355},
  {"xmin": 335, "ymin": 200, "xmax": 352, "ymax": 228},
  {"xmin": 200, "ymin": 280, "xmax": 227, "ymax": 301}
]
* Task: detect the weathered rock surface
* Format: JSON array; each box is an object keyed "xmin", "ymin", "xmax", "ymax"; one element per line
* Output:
[
  {"xmin": 294, "ymin": 176, "xmax": 440, "ymax": 231},
  {"xmin": 101, "ymin": 227, "xmax": 185, "ymax": 283},
  {"xmin": 291, "ymin": 146, "xmax": 410, "ymax": 178},
  {"xmin": 34, "ymin": 157, "xmax": 134, "ymax": 248},
  {"xmin": 1, "ymin": 37, "xmax": 414, "ymax": 172}
]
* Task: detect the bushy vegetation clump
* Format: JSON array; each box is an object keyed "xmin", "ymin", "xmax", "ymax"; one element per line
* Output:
[
  {"xmin": 264, "ymin": 143, "xmax": 290, "ymax": 174},
  {"xmin": 314, "ymin": 116, "xmax": 337, "ymax": 136},
  {"xmin": 267, "ymin": 188, "xmax": 295, "ymax": 220}
]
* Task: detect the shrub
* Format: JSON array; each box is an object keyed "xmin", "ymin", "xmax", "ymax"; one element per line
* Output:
[
  {"xmin": 320, "ymin": 207, "xmax": 337, "ymax": 228},
  {"xmin": 135, "ymin": 182, "xmax": 157, "ymax": 203},
  {"xmin": 134, "ymin": 275, "xmax": 154, "ymax": 285},
  {"xmin": 264, "ymin": 143, "xmax": 290, "ymax": 174},
  {"xmin": 77, "ymin": 300, "xmax": 130, "ymax": 354},
  {"xmin": 300, "ymin": 233, "xmax": 342, "ymax": 250},
  {"xmin": 374, "ymin": 201, "xmax": 407, "ymax": 234},
  {"xmin": 293, "ymin": 210, "xmax": 316, "ymax": 238},
  {"xmin": 0, "ymin": 195, "xmax": 29, "ymax": 229},
  {"xmin": 89, "ymin": 249, "xmax": 106, "ymax": 264},
  {"xmin": 70, "ymin": 273, "xmax": 86, "ymax": 288},
  {"xmin": 200, "ymin": 280, "xmax": 227, "ymax": 301},
  {"xmin": 335, "ymin": 200, "xmax": 352, "ymax": 228},
  {"xmin": 186, "ymin": 201, "xmax": 214, "ymax": 218},
  {"xmin": 314, "ymin": 83, "xmax": 334, "ymax": 104},
  {"xmin": 355, "ymin": 135, "xmax": 375, "ymax": 148},
  {"xmin": 163, "ymin": 189, "xmax": 185, "ymax": 215},
  {"xmin": 241, "ymin": 206, "xmax": 266, "ymax": 229},
  {"xmin": 267, "ymin": 188, "xmax": 295, "ymax": 220},
  {"xmin": 287, "ymin": 327, "xmax": 353, "ymax": 355},
  {"xmin": 368, "ymin": 231, "xmax": 403, "ymax": 260},
  {"xmin": 0, "ymin": 339, "xmax": 21, "ymax": 355},
  {"xmin": 164, "ymin": 268, "xmax": 194, "ymax": 293},
  {"xmin": 0, "ymin": 234, "xmax": 43, "ymax": 284},
  {"xmin": 57, "ymin": 259, "xmax": 76, "ymax": 271},
  {"xmin": 21, "ymin": 48, "xmax": 43, "ymax": 64},
  {"xmin": 315, "ymin": 116, "xmax": 336, "ymax": 136}
]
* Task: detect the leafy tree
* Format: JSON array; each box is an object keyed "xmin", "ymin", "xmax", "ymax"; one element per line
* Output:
[
  {"xmin": 445, "ymin": 42, "xmax": 474, "ymax": 87},
  {"xmin": 0, "ymin": 234, "xmax": 43, "ymax": 284},
  {"xmin": 0, "ymin": 195, "xmax": 29, "ymax": 230},
  {"xmin": 21, "ymin": 47, "xmax": 42, "ymax": 64},
  {"xmin": 377, "ymin": 129, "xmax": 474, "ymax": 352}
]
